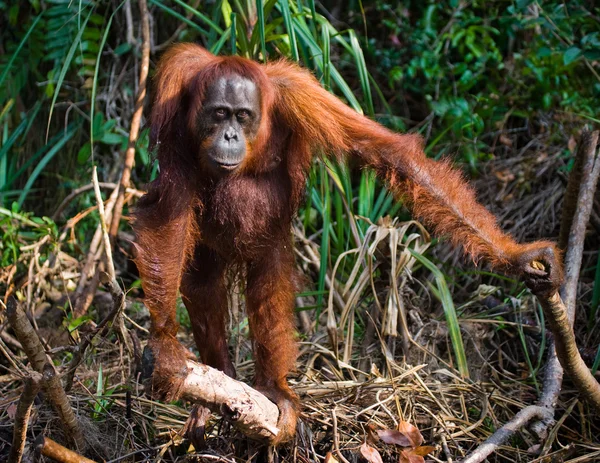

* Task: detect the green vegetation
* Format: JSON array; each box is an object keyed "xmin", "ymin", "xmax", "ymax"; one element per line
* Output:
[{"xmin": 0, "ymin": 2, "xmax": 599, "ymax": 459}]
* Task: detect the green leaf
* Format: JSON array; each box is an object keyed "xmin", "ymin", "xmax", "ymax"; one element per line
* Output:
[
  {"xmin": 563, "ymin": 46, "xmax": 582, "ymax": 65},
  {"xmin": 77, "ymin": 143, "xmax": 91, "ymax": 164},
  {"xmin": 99, "ymin": 132, "xmax": 123, "ymax": 145},
  {"xmin": 92, "ymin": 112, "xmax": 104, "ymax": 135},
  {"xmin": 114, "ymin": 43, "xmax": 132, "ymax": 56},
  {"xmin": 536, "ymin": 46, "xmax": 552, "ymax": 58}
]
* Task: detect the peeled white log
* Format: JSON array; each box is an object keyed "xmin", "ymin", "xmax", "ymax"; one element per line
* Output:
[{"xmin": 180, "ymin": 360, "xmax": 280, "ymax": 441}]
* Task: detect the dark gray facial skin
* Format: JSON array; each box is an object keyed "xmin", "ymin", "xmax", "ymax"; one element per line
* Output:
[{"xmin": 197, "ymin": 75, "xmax": 262, "ymax": 174}]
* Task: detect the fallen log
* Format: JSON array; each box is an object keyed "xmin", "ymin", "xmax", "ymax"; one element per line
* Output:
[{"xmin": 142, "ymin": 347, "xmax": 280, "ymax": 442}]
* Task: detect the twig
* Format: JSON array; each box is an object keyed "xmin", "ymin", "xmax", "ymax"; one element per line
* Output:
[
  {"xmin": 109, "ymin": 0, "xmax": 150, "ymax": 241},
  {"xmin": 461, "ymin": 406, "xmax": 552, "ymax": 463},
  {"xmin": 92, "ymin": 167, "xmax": 116, "ymax": 281},
  {"xmin": 8, "ymin": 371, "xmax": 43, "ymax": 463},
  {"xmin": 531, "ymin": 129, "xmax": 600, "ymax": 435},
  {"xmin": 560, "ymin": 130, "xmax": 600, "ymax": 321},
  {"xmin": 92, "ymin": 167, "xmax": 132, "ymax": 353},
  {"xmin": 64, "ymin": 283, "xmax": 125, "ymax": 391},
  {"xmin": 52, "ymin": 182, "xmax": 144, "ymax": 221},
  {"xmin": 461, "ymin": 130, "xmax": 600, "ymax": 463},
  {"xmin": 71, "ymin": 185, "xmax": 119, "ymax": 317},
  {"xmin": 35, "ymin": 436, "xmax": 97, "ymax": 463},
  {"xmin": 558, "ymin": 133, "xmax": 587, "ymax": 250},
  {"xmin": 332, "ymin": 406, "xmax": 351, "ymax": 463},
  {"xmin": 6, "ymin": 298, "xmax": 86, "ymax": 451},
  {"xmin": 539, "ymin": 293, "xmax": 600, "ymax": 408}
]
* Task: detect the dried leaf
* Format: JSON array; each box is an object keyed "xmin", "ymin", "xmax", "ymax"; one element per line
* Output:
[
  {"xmin": 360, "ymin": 442, "xmax": 384, "ymax": 463},
  {"xmin": 377, "ymin": 429, "xmax": 412, "ymax": 447},
  {"xmin": 399, "ymin": 448, "xmax": 425, "ymax": 463},
  {"xmin": 324, "ymin": 452, "xmax": 339, "ymax": 463},
  {"xmin": 397, "ymin": 421, "xmax": 424, "ymax": 447},
  {"xmin": 412, "ymin": 446, "xmax": 436, "ymax": 456},
  {"xmin": 367, "ymin": 423, "xmax": 380, "ymax": 445}
]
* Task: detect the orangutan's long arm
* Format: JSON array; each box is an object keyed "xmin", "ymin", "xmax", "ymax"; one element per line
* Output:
[{"xmin": 266, "ymin": 61, "xmax": 563, "ymax": 294}]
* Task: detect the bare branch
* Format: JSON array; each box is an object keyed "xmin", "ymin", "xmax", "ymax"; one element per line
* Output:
[{"xmin": 8, "ymin": 371, "xmax": 42, "ymax": 463}]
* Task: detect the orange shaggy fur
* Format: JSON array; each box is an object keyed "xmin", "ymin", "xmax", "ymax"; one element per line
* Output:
[{"xmin": 133, "ymin": 44, "xmax": 563, "ymax": 444}]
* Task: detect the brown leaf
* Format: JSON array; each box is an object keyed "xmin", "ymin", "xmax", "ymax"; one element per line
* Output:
[
  {"xmin": 397, "ymin": 421, "xmax": 424, "ymax": 447},
  {"xmin": 377, "ymin": 429, "xmax": 412, "ymax": 447},
  {"xmin": 360, "ymin": 442, "xmax": 384, "ymax": 463},
  {"xmin": 399, "ymin": 448, "xmax": 425, "ymax": 463},
  {"xmin": 367, "ymin": 423, "xmax": 380, "ymax": 445},
  {"xmin": 412, "ymin": 446, "xmax": 435, "ymax": 456},
  {"xmin": 324, "ymin": 452, "xmax": 339, "ymax": 463}
]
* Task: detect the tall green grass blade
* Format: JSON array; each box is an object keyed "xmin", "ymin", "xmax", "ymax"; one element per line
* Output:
[
  {"xmin": 316, "ymin": 163, "xmax": 331, "ymax": 312},
  {"xmin": 256, "ymin": 0, "xmax": 267, "ymax": 60},
  {"xmin": 370, "ymin": 188, "xmax": 389, "ymax": 220},
  {"xmin": 211, "ymin": 0, "xmax": 224, "ymax": 46},
  {"xmin": 0, "ymin": 101, "xmax": 42, "ymax": 165},
  {"xmin": 307, "ymin": 0, "xmax": 317, "ymax": 38},
  {"xmin": 409, "ymin": 249, "xmax": 469, "ymax": 378},
  {"xmin": 230, "ymin": 12, "xmax": 237, "ymax": 54},
  {"xmin": 334, "ymin": 187, "xmax": 344, "ymax": 256},
  {"xmin": 358, "ymin": 170, "xmax": 375, "ymax": 217},
  {"xmin": 349, "ymin": 30, "xmax": 373, "ymax": 117},
  {"xmin": 517, "ymin": 314, "xmax": 540, "ymax": 391},
  {"xmin": 279, "ymin": 0, "xmax": 298, "ymax": 61},
  {"xmin": 235, "ymin": 13, "xmax": 251, "ymax": 56},
  {"xmin": 148, "ymin": 0, "xmax": 209, "ymax": 35},
  {"xmin": 321, "ymin": 19, "xmax": 330, "ymax": 87},
  {"xmin": 0, "ymin": 13, "xmax": 43, "ymax": 89},
  {"xmin": 291, "ymin": 19, "xmax": 362, "ymax": 111},
  {"xmin": 0, "ymin": 100, "xmax": 14, "ymax": 124},
  {"xmin": 46, "ymin": 6, "xmax": 93, "ymax": 141},
  {"xmin": 303, "ymin": 169, "xmax": 316, "ymax": 232},
  {"xmin": 231, "ymin": 0, "xmax": 248, "ymax": 27},
  {"xmin": 18, "ymin": 124, "xmax": 79, "ymax": 207},
  {"xmin": 6, "ymin": 130, "xmax": 66, "ymax": 188},
  {"xmin": 90, "ymin": 1, "xmax": 125, "ymax": 149},
  {"xmin": 0, "ymin": 122, "xmax": 7, "ymax": 198},
  {"xmin": 210, "ymin": 28, "xmax": 231, "ymax": 55},
  {"xmin": 171, "ymin": 0, "xmax": 224, "ymax": 33}
]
